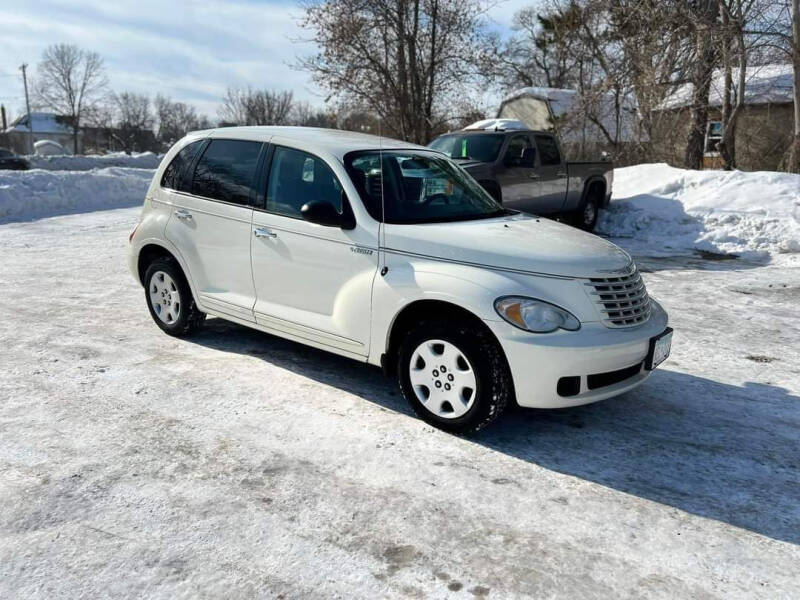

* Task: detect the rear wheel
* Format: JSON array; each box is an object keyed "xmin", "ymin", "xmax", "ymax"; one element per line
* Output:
[
  {"xmin": 572, "ymin": 188, "xmax": 601, "ymax": 231},
  {"xmin": 144, "ymin": 257, "xmax": 205, "ymax": 337},
  {"xmin": 397, "ymin": 320, "xmax": 512, "ymax": 433}
]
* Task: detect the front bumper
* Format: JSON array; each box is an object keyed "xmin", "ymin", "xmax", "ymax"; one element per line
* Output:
[{"xmin": 486, "ymin": 300, "xmax": 669, "ymax": 409}]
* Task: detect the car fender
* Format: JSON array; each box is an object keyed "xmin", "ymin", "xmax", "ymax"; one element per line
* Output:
[{"xmin": 367, "ymin": 254, "xmax": 591, "ymax": 366}]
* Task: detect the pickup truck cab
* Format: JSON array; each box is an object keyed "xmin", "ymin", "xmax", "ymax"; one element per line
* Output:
[
  {"xmin": 129, "ymin": 127, "xmax": 671, "ymax": 433},
  {"xmin": 428, "ymin": 121, "xmax": 612, "ymax": 231}
]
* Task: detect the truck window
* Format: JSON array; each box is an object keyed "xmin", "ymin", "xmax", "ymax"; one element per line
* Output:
[
  {"xmin": 503, "ymin": 134, "xmax": 534, "ymax": 167},
  {"xmin": 428, "ymin": 134, "xmax": 504, "ymax": 162},
  {"xmin": 534, "ymin": 135, "xmax": 561, "ymax": 166}
]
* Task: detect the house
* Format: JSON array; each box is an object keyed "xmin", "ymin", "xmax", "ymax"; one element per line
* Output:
[
  {"xmin": 2, "ymin": 112, "xmax": 82, "ymax": 155},
  {"xmin": 650, "ymin": 64, "xmax": 794, "ymax": 170},
  {"xmin": 496, "ymin": 87, "xmax": 644, "ymax": 163}
]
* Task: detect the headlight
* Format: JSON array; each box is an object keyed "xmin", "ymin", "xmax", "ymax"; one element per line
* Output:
[{"xmin": 494, "ymin": 296, "xmax": 580, "ymax": 333}]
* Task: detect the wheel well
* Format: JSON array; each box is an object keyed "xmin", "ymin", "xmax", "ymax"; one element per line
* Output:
[
  {"xmin": 137, "ymin": 244, "xmax": 176, "ymax": 285},
  {"xmin": 382, "ymin": 299, "xmax": 509, "ymax": 378},
  {"xmin": 584, "ymin": 179, "xmax": 606, "ymax": 205}
]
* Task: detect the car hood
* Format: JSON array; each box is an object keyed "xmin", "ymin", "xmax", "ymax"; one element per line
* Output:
[{"xmin": 383, "ymin": 213, "xmax": 632, "ymax": 278}]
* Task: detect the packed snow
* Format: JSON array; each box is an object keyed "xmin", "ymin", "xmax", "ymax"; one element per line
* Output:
[
  {"xmin": 0, "ymin": 167, "xmax": 153, "ymax": 222},
  {"xmin": 26, "ymin": 152, "xmax": 162, "ymax": 171},
  {"xmin": 598, "ymin": 163, "xmax": 800, "ymax": 257},
  {"xmin": 0, "ymin": 205, "xmax": 799, "ymax": 598}
]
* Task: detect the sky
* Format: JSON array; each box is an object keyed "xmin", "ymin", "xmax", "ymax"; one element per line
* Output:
[{"xmin": 0, "ymin": 0, "xmax": 532, "ymax": 124}]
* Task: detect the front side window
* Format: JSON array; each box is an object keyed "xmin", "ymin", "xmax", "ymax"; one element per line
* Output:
[
  {"xmin": 161, "ymin": 140, "xmax": 204, "ymax": 192},
  {"xmin": 345, "ymin": 150, "xmax": 505, "ymax": 224},
  {"xmin": 266, "ymin": 146, "xmax": 343, "ymax": 218},
  {"xmin": 428, "ymin": 134, "xmax": 505, "ymax": 162},
  {"xmin": 534, "ymin": 135, "xmax": 561, "ymax": 166},
  {"xmin": 503, "ymin": 134, "xmax": 534, "ymax": 167},
  {"xmin": 190, "ymin": 139, "xmax": 262, "ymax": 205}
]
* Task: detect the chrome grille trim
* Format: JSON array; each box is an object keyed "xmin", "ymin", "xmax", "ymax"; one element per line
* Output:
[{"xmin": 584, "ymin": 268, "xmax": 651, "ymax": 327}]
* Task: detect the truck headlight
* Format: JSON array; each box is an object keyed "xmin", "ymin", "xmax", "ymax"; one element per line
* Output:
[{"xmin": 494, "ymin": 297, "xmax": 580, "ymax": 333}]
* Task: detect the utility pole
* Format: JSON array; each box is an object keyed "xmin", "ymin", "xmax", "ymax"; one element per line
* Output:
[{"xmin": 20, "ymin": 63, "xmax": 33, "ymax": 155}]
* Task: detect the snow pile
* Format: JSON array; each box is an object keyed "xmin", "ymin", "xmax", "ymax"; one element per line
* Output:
[
  {"xmin": 598, "ymin": 163, "xmax": 800, "ymax": 256},
  {"xmin": 26, "ymin": 152, "xmax": 163, "ymax": 171},
  {"xmin": 0, "ymin": 168, "xmax": 153, "ymax": 222}
]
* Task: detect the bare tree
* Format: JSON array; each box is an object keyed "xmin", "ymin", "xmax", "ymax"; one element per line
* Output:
[
  {"xmin": 298, "ymin": 0, "xmax": 493, "ymax": 144},
  {"xmin": 112, "ymin": 92, "xmax": 154, "ymax": 153},
  {"xmin": 788, "ymin": 0, "xmax": 800, "ymax": 171},
  {"xmin": 154, "ymin": 95, "xmax": 211, "ymax": 146},
  {"xmin": 34, "ymin": 44, "xmax": 108, "ymax": 154},
  {"xmin": 219, "ymin": 87, "xmax": 294, "ymax": 125}
]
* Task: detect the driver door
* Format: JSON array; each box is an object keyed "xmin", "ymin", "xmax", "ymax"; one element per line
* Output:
[
  {"xmin": 495, "ymin": 133, "xmax": 537, "ymax": 206},
  {"xmin": 250, "ymin": 143, "xmax": 378, "ymax": 357}
]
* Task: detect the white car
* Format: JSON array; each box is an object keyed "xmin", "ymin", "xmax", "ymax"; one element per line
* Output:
[{"xmin": 129, "ymin": 127, "xmax": 672, "ymax": 433}]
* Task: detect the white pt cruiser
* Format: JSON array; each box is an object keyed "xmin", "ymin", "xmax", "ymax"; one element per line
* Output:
[{"xmin": 129, "ymin": 127, "xmax": 672, "ymax": 433}]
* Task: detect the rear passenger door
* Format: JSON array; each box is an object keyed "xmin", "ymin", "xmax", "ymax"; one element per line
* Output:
[
  {"xmin": 163, "ymin": 138, "xmax": 265, "ymax": 323},
  {"xmin": 532, "ymin": 134, "xmax": 569, "ymax": 213}
]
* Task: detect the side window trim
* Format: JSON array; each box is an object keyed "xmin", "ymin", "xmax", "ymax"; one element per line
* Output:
[
  {"xmin": 186, "ymin": 138, "xmax": 266, "ymax": 208},
  {"xmin": 259, "ymin": 144, "xmax": 349, "ymax": 220}
]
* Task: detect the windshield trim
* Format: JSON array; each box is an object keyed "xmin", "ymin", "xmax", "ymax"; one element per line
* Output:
[{"xmin": 343, "ymin": 149, "xmax": 505, "ymax": 225}]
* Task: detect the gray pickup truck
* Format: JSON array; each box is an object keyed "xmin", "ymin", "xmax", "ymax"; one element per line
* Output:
[{"xmin": 428, "ymin": 127, "xmax": 612, "ymax": 231}]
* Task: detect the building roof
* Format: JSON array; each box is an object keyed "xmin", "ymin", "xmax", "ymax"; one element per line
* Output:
[
  {"xmin": 200, "ymin": 126, "xmax": 424, "ymax": 159},
  {"xmin": 498, "ymin": 87, "xmax": 642, "ymax": 143},
  {"xmin": 5, "ymin": 112, "xmax": 77, "ymax": 135},
  {"xmin": 657, "ymin": 64, "xmax": 793, "ymax": 110}
]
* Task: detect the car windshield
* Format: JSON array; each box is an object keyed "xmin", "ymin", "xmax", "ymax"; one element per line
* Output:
[
  {"xmin": 428, "ymin": 134, "xmax": 504, "ymax": 162},
  {"xmin": 344, "ymin": 150, "xmax": 506, "ymax": 224}
]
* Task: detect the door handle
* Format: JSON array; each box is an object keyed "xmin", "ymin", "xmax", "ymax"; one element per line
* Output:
[
  {"xmin": 254, "ymin": 227, "xmax": 277, "ymax": 239},
  {"xmin": 174, "ymin": 209, "xmax": 192, "ymax": 220}
]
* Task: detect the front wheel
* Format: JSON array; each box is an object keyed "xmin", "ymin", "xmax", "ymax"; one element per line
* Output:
[{"xmin": 397, "ymin": 320, "xmax": 512, "ymax": 433}]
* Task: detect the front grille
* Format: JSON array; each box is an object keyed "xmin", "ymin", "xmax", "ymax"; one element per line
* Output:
[{"xmin": 586, "ymin": 267, "xmax": 651, "ymax": 327}]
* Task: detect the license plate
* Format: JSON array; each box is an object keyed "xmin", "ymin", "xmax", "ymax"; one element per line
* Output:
[{"xmin": 646, "ymin": 328, "xmax": 673, "ymax": 370}]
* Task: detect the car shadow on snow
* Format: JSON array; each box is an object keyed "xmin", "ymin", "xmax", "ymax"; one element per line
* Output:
[{"xmin": 192, "ymin": 318, "xmax": 800, "ymax": 546}]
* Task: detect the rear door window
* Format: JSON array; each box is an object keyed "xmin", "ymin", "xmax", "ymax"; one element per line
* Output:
[
  {"xmin": 266, "ymin": 146, "xmax": 343, "ymax": 218},
  {"xmin": 534, "ymin": 134, "xmax": 561, "ymax": 166},
  {"xmin": 190, "ymin": 139, "xmax": 262, "ymax": 205},
  {"xmin": 161, "ymin": 140, "xmax": 204, "ymax": 192}
]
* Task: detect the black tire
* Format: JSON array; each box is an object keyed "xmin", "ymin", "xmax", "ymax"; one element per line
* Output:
[
  {"xmin": 143, "ymin": 257, "xmax": 205, "ymax": 337},
  {"xmin": 397, "ymin": 319, "xmax": 512, "ymax": 434},
  {"xmin": 572, "ymin": 188, "xmax": 601, "ymax": 232}
]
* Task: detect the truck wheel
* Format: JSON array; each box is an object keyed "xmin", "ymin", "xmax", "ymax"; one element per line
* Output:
[
  {"xmin": 144, "ymin": 257, "xmax": 206, "ymax": 337},
  {"xmin": 397, "ymin": 319, "xmax": 512, "ymax": 433},
  {"xmin": 573, "ymin": 190, "xmax": 600, "ymax": 231}
]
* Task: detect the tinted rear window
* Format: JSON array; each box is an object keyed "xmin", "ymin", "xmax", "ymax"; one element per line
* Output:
[
  {"xmin": 191, "ymin": 139, "xmax": 262, "ymax": 205},
  {"xmin": 161, "ymin": 140, "xmax": 204, "ymax": 191}
]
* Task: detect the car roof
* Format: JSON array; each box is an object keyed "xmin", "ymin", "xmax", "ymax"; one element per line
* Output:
[{"xmin": 199, "ymin": 126, "xmax": 425, "ymax": 159}]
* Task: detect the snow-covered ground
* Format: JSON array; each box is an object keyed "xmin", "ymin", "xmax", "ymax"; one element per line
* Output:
[
  {"xmin": 598, "ymin": 163, "xmax": 800, "ymax": 257},
  {"xmin": 1, "ymin": 205, "xmax": 799, "ymax": 598},
  {"xmin": 26, "ymin": 151, "xmax": 162, "ymax": 172},
  {"xmin": 0, "ymin": 164, "xmax": 799, "ymax": 597}
]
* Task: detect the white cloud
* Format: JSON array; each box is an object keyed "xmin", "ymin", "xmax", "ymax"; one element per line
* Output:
[{"xmin": 0, "ymin": 0, "xmax": 523, "ymax": 123}]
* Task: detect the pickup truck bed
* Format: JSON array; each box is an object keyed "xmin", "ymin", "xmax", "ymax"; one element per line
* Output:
[{"xmin": 428, "ymin": 129, "xmax": 613, "ymax": 231}]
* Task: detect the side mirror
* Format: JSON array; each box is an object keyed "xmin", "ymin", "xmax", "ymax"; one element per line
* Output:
[
  {"xmin": 521, "ymin": 147, "xmax": 536, "ymax": 167},
  {"xmin": 301, "ymin": 200, "xmax": 353, "ymax": 229}
]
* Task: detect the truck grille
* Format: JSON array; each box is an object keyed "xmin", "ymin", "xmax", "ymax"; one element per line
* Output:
[{"xmin": 586, "ymin": 268, "xmax": 651, "ymax": 327}]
